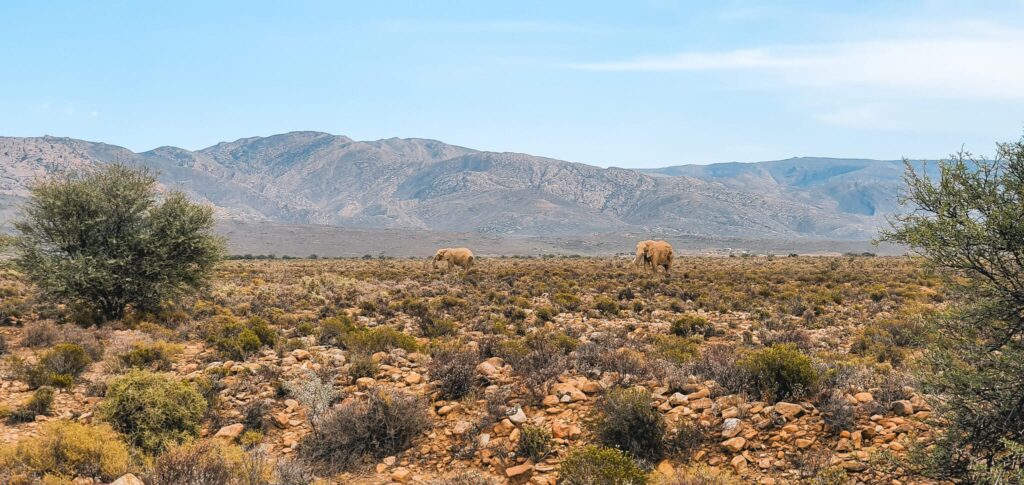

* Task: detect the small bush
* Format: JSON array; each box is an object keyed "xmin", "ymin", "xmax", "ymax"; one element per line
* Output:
[
  {"xmin": 274, "ymin": 458, "xmax": 316, "ymax": 485},
  {"xmin": 592, "ymin": 387, "xmax": 666, "ymax": 463},
  {"xmin": 819, "ymin": 391, "xmax": 856, "ymax": 435},
  {"xmin": 517, "ymin": 425, "xmax": 552, "ymax": 461},
  {"xmin": 151, "ymin": 440, "xmax": 270, "ymax": 485},
  {"xmin": 653, "ymin": 335, "xmax": 698, "ymax": 364},
  {"xmin": 429, "ymin": 345, "xmax": 480, "ymax": 399},
  {"xmin": 594, "ymin": 296, "xmax": 620, "ymax": 316},
  {"xmin": 99, "ymin": 369, "xmax": 207, "ymax": 453},
  {"xmin": 298, "ymin": 387, "xmax": 429, "ymax": 473},
  {"xmin": 741, "ymin": 344, "xmax": 818, "ymax": 402},
  {"xmin": 22, "ymin": 321, "xmax": 59, "ymax": 347},
  {"xmin": 347, "ymin": 353, "xmax": 379, "ymax": 380},
  {"xmin": 8, "ymin": 387, "xmax": 55, "ymax": 423},
  {"xmin": 0, "ymin": 421, "xmax": 131, "ymax": 482},
  {"xmin": 671, "ymin": 313, "xmax": 713, "ymax": 338},
  {"xmin": 431, "ymin": 471, "xmax": 496, "ymax": 485},
  {"xmin": 242, "ymin": 399, "xmax": 271, "ymax": 432},
  {"xmin": 287, "ymin": 370, "xmax": 339, "ymax": 431},
  {"xmin": 419, "ymin": 317, "xmax": 458, "ymax": 338},
  {"xmin": 552, "ymin": 292, "xmax": 582, "ymax": 312},
  {"xmin": 116, "ymin": 340, "xmax": 181, "ymax": 371},
  {"xmin": 206, "ymin": 316, "xmax": 277, "ymax": 361},
  {"xmin": 16, "ymin": 343, "xmax": 93, "ymax": 388},
  {"xmin": 559, "ymin": 445, "xmax": 647, "ymax": 485},
  {"xmin": 318, "ymin": 315, "xmax": 355, "ymax": 346},
  {"xmin": 669, "ymin": 419, "xmax": 711, "ymax": 458},
  {"xmin": 344, "ymin": 326, "xmax": 418, "ymax": 354},
  {"xmin": 669, "ymin": 465, "xmax": 742, "ymax": 485},
  {"xmin": 534, "ymin": 305, "xmax": 558, "ymax": 322},
  {"xmin": 686, "ymin": 344, "xmax": 747, "ymax": 396}
]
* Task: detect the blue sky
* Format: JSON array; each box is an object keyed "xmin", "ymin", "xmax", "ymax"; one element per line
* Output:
[{"xmin": 1, "ymin": 1, "xmax": 1023, "ymax": 167}]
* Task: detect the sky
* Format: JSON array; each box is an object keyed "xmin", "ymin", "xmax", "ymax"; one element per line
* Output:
[{"xmin": 1, "ymin": 1, "xmax": 1023, "ymax": 167}]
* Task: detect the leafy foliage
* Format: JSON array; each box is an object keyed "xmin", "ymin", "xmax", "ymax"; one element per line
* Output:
[
  {"xmin": 13, "ymin": 163, "xmax": 223, "ymax": 321},
  {"xmin": 592, "ymin": 387, "xmax": 666, "ymax": 463},
  {"xmin": 880, "ymin": 137, "xmax": 1024, "ymax": 478},
  {"xmin": 559, "ymin": 445, "xmax": 648, "ymax": 485},
  {"xmin": 99, "ymin": 369, "xmax": 207, "ymax": 454}
]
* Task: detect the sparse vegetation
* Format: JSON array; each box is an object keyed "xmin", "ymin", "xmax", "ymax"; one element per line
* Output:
[{"xmin": 559, "ymin": 445, "xmax": 648, "ymax": 485}]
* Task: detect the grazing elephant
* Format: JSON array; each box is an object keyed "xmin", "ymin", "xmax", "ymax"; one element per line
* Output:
[
  {"xmin": 633, "ymin": 240, "xmax": 655, "ymax": 271},
  {"xmin": 430, "ymin": 247, "xmax": 475, "ymax": 271},
  {"xmin": 634, "ymin": 240, "xmax": 673, "ymax": 274}
]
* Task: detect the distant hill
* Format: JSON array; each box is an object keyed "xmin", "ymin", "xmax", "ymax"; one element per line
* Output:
[
  {"xmin": 0, "ymin": 133, "xmax": 929, "ymax": 240},
  {"xmin": 639, "ymin": 157, "xmax": 938, "ymax": 219}
]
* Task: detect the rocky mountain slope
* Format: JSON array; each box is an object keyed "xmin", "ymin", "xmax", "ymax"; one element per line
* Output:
[{"xmin": 0, "ymin": 133, "xmax": 914, "ymax": 239}]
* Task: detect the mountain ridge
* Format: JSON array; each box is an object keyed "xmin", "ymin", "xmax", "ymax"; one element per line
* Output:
[{"xmin": 0, "ymin": 133, "xmax": 917, "ymax": 240}]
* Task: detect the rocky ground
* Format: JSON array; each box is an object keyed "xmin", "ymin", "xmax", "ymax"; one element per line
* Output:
[{"xmin": 0, "ymin": 257, "xmax": 947, "ymax": 484}]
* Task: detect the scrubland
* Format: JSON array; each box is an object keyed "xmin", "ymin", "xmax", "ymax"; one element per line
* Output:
[{"xmin": 0, "ymin": 255, "xmax": 946, "ymax": 484}]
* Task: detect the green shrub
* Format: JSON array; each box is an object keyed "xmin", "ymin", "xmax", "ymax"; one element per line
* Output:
[
  {"xmin": 0, "ymin": 421, "xmax": 131, "ymax": 482},
  {"xmin": 318, "ymin": 315, "xmax": 355, "ymax": 346},
  {"xmin": 558, "ymin": 445, "xmax": 647, "ymax": 485},
  {"xmin": 419, "ymin": 317, "xmax": 457, "ymax": 338},
  {"xmin": 534, "ymin": 305, "xmax": 558, "ymax": 322},
  {"xmin": 671, "ymin": 313, "xmax": 714, "ymax": 338},
  {"xmin": 8, "ymin": 387, "xmax": 55, "ymax": 423},
  {"xmin": 344, "ymin": 327, "xmax": 418, "ymax": 354},
  {"xmin": 741, "ymin": 344, "xmax": 818, "ymax": 402},
  {"xmin": 653, "ymin": 335, "xmax": 698, "ymax": 364},
  {"xmin": 347, "ymin": 354, "xmax": 379, "ymax": 379},
  {"xmin": 594, "ymin": 296, "xmax": 620, "ymax": 316},
  {"xmin": 16, "ymin": 343, "xmax": 92, "ymax": 388},
  {"xmin": 207, "ymin": 316, "xmax": 276, "ymax": 360},
  {"xmin": 99, "ymin": 370, "xmax": 207, "ymax": 453},
  {"xmin": 552, "ymin": 292, "xmax": 581, "ymax": 312},
  {"xmin": 116, "ymin": 340, "xmax": 181, "ymax": 371},
  {"xmin": 517, "ymin": 425, "xmax": 552, "ymax": 461},
  {"xmin": 592, "ymin": 387, "xmax": 666, "ymax": 462},
  {"xmin": 12, "ymin": 163, "xmax": 224, "ymax": 322}
]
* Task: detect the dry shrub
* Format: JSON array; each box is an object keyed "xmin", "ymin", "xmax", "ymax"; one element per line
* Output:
[
  {"xmin": 429, "ymin": 344, "xmax": 480, "ymax": 399},
  {"xmin": 592, "ymin": 387, "xmax": 666, "ymax": 463},
  {"xmin": 151, "ymin": 440, "xmax": 271, "ymax": 485},
  {"xmin": 99, "ymin": 369, "xmax": 207, "ymax": 454},
  {"xmin": 298, "ymin": 387, "xmax": 429, "ymax": 473},
  {"xmin": 685, "ymin": 344, "xmax": 747, "ymax": 397},
  {"xmin": 0, "ymin": 421, "xmax": 131, "ymax": 483},
  {"xmin": 21, "ymin": 321, "xmax": 59, "ymax": 347}
]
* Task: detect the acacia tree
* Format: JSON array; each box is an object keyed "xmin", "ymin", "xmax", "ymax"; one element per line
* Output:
[
  {"xmin": 880, "ymin": 136, "xmax": 1024, "ymax": 479},
  {"xmin": 14, "ymin": 164, "xmax": 224, "ymax": 322}
]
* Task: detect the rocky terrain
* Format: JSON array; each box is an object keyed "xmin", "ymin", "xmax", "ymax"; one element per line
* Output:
[
  {"xmin": 0, "ymin": 133, "xmax": 914, "ymax": 239},
  {"xmin": 0, "ymin": 256, "xmax": 946, "ymax": 484}
]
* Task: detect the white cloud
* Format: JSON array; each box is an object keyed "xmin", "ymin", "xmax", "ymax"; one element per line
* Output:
[{"xmin": 568, "ymin": 27, "xmax": 1024, "ymax": 100}]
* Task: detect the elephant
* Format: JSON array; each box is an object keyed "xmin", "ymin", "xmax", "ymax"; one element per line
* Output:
[
  {"xmin": 633, "ymin": 240, "xmax": 673, "ymax": 274},
  {"xmin": 429, "ymin": 247, "xmax": 475, "ymax": 271},
  {"xmin": 633, "ymin": 240, "xmax": 656, "ymax": 270}
]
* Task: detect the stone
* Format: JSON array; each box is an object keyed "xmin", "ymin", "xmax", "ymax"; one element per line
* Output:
[
  {"xmin": 272, "ymin": 413, "xmax": 290, "ymax": 428},
  {"xmin": 292, "ymin": 349, "xmax": 310, "ymax": 361},
  {"xmin": 452, "ymin": 420, "xmax": 473, "ymax": 435},
  {"xmin": 476, "ymin": 361, "xmax": 500, "ymax": 376},
  {"xmin": 854, "ymin": 392, "xmax": 874, "ymax": 403},
  {"xmin": 730, "ymin": 454, "xmax": 748, "ymax": 470},
  {"xmin": 842, "ymin": 460, "xmax": 868, "ymax": 472},
  {"xmin": 390, "ymin": 467, "xmax": 412, "ymax": 482},
  {"xmin": 214, "ymin": 423, "xmax": 244, "ymax": 440},
  {"xmin": 796, "ymin": 438, "xmax": 814, "ymax": 449},
  {"xmin": 506, "ymin": 463, "xmax": 534, "ymax": 479},
  {"xmin": 722, "ymin": 437, "xmax": 746, "ymax": 452},
  {"xmin": 355, "ymin": 377, "xmax": 376, "ymax": 389},
  {"xmin": 509, "ymin": 407, "xmax": 528, "ymax": 424},
  {"xmin": 655, "ymin": 460, "xmax": 676, "ymax": 478},
  {"xmin": 687, "ymin": 388, "xmax": 710, "ymax": 400},
  {"xmin": 668, "ymin": 392, "xmax": 688, "ymax": 406},
  {"xmin": 891, "ymin": 400, "xmax": 914, "ymax": 416},
  {"xmin": 405, "ymin": 372, "xmax": 422, "ymax": 384},
  {"xmin": 774, "ymin": 402, "xmax": 804, "ymax": 419},
  {"xmin": 542, "ymin": 395, "xmax": 560, "ymax": 406},
  {"xmin": 110, "ymin": 474, "xmax": 144, "ymax": 485},
  {"xmin": 722, "ymin": 418, "xmax": 742, "ymax": 438}
]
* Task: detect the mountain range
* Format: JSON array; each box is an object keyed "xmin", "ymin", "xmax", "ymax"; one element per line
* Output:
[{"xmin": 0, "ymin": 132, "xmax": 928, "ymax": 240}]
